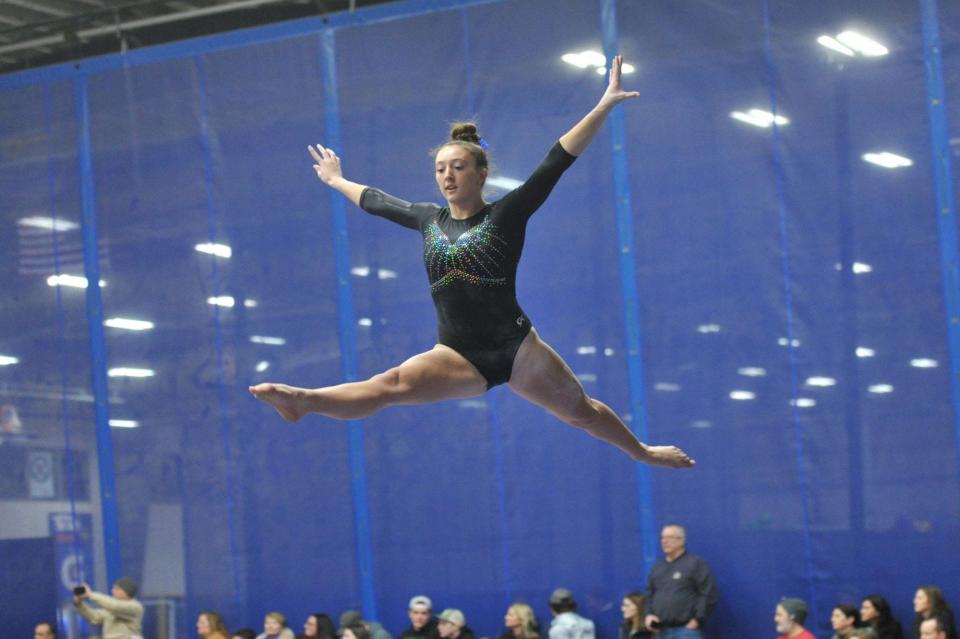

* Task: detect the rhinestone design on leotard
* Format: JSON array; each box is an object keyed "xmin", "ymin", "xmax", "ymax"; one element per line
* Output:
[{"xmin": 424, "ymin": 216, "xmax": 508, "ymax": 292}]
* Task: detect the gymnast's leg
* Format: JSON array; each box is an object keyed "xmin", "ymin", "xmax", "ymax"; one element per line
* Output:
[
  {"xmin": 249, "ymin": 345, "xmax": 488, "ymax": 421},
  {"xmin": 508, "ymin": 328, "xmax": 694, "ymax": 468}
]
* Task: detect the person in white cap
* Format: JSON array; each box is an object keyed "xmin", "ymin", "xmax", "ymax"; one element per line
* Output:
[
  {"xmin": 400, "ymin": 596, "xmax": 440, "ymax": 639},
  {"xmin": 437, "ymin": 609, "xmax": 476, "ymax": 639}
]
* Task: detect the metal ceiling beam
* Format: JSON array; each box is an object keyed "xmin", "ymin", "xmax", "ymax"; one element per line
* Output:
[
  {"xmin": 5, "ymin": 0, "xmax": 72, "ymax": 18},
  {"xmin": 0, "ymin": 0, "xmax": 290, "ymax": 56}
]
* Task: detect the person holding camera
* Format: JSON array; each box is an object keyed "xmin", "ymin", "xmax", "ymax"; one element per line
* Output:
[{"xmin": 73, "ymin": 578, "xmax": 144, "ymax": 639}]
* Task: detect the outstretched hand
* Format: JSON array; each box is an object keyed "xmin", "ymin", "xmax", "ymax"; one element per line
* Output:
[
  {"xmin": 598, "ymin": 55, "xmax": 640, "ymax": 110},
  {"xmin": 308, "ymin": 143, "xmax": 342, "ymax": 185}
]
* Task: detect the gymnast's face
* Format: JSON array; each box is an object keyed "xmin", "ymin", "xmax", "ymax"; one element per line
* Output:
[{"xmin": 435, "ymin": 145, "xmax": 486, "ymax": 208}]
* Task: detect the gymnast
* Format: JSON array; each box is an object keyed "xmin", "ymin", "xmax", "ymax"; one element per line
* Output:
[{"xmin": 250, "ymin": 56, "xmax": 694, "ymax": 468}]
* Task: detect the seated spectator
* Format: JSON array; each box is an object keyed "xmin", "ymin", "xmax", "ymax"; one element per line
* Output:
[
  {"xmin": 345, "ymin": 625, "xmax": 372, "ymax": 639},
  {"xmin": 437, "ymin": 609, "xmax": 475, "ymax": 639},
  {"xmin": 862, "ymin": 596, "xmax": 904, "ymax": 639},
  {"xmin": 620, "ymin": 593, "xmax": 652, "ymax": 639},
  {"xmin": 258, "ymin": 612, "xmax": 295, "ymax": 639},
  {"xmin": 913, "ymin": 588, "xmax": 958, "ymax": 639},
  {"xmin": 234, "ymin": 629, "xmax": 257, "ymax": 639},
  {"xmin": 832, "ymin": 604, "xmax": 871, "ymax": 639},
  {"xmin": 34, "ymin": 622, "xmax": 56, "ymax": 639},
  {"xmin": 775, "ymin": 598, "xmax": 815, "ymax": 639},
  {"xmin": 499, "ymin": 603, "xmax": 540, "ymax": 639},
  {"xmin": 548, "ymin": 589, "xmax": 595, "ymax": 639},
  {"xmin": 198, "ymin": 611, "xmax": 230, "ymax": 639},
  {"xmin": 340, "ymin": 609, "xmax": 392, "ymax": 639},
  {"xmin": 400, "ymin": 596, "xmax": 439, "ymax": 639},
  {"xmin": 300, "ymin": 613, "xmax": 336, "ymax": 639},
  {"xmin": 921, "ymin": 617, "xmax": 953, "ymax": 639}
]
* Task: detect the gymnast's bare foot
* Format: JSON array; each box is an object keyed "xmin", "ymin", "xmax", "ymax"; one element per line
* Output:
[
  {"xmin": 249, "ymin": 383, "xmax": 310, "ymax": 422},
  {"xmin": 639, "ymin": 445, "xmax": 696, "ymax": 469}
]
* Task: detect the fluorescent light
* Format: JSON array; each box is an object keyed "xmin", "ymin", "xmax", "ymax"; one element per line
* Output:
[
  {"xmin": 622, "ymin": 63, "xmax": 635, "ymax": 74},
  {"xmin": 577, "ymin": 373, "xmax": 598, "ymax": 383},
  {"xmin": 817, "ymin": 35, "xmax": 855, "ymax": 56},
  {"xmin": 194, "ymin": 243, "xmax": 232, "ymax": 258},
  {"xmin": 856, "ymin": 347, "xmax": 875, "ymax": 358},
  {"xmin": 778, "ymin": 337, "xmax": 801, "ymax": 348},
  {"xmin": 358, "ymin": 317, "xmax": 373, "ymax": 327},
  {"xmin": 697, "ymin": 323, "xmax": 721, "ymax": 334},
  {"xmin": 576, "ymin": 346, "xmax": 597, "ymax": 355},
  {"xmin": 730, "ymin": 109, "xmax": 789, "ymax": 128},
  {"xmin": 0, "ymin": 355, "xmax": 19, "ymax": 366},
  {"xmin": 377, "ymin": 268, "xmax": 397, "ymax": 280},
  {"xmin": 852, "ymin": 262, "xmax": 873, "ymax": 273},
  {"xmin": 863, "ymin": 152, "xmax": 912, "ymax": 168},
  {"xmin": 47, "ymin": 274, "xmax": 105, "ymax": 288},
  {"xmin": 487, "ymin": 176, "xmax": 523, "ymax": 190},
  {"xmin": 351, "ymin": 266, "xmax": 370, "ymax": 277},
  {"xmin": 207, "ymin": 296, "xmax": 235, "ymax": 307},
  {"xmin": 805, "ymin": 376, "xmax": 836, "ymax": 387},
  {"xmin": 18, "ymin": 216, "xmax": 79, "ymax": 232},
  {"xmin": 595, "ymin": 67, "xmax": 606, "ymax": 75},
  {"xmin": 691, "ymin": 420, "xmax": 713, "ymax": 428},
  {"xmin": 109, "ymin": 419, "xmax": 139, "ymax": 428},
  {"xmin": 249, "ymin": 335, "xmax": 286, "ymax": 346},
  {"xmin": 729, "ymin": 390, "xmax": 756, "ymax": 400},
  {"xmin": 255, "ymin": 361, "xmax": 270, "ymax": 372},
  {"xmin": 108, "ymin": 367, "xmax": 155, "ymax": 378},
  {"xmin": 836, "ymin": 31, "xmax": 889, "ymax": 56},
  {"xmin": 104, "ymin": 318, "xmax": 154, "ymax": 331},
  {"xmin": 654, "ymin": 382, "xmax": 681, "ymax": 392},
  {"xmin": 738, "ymin": 367, "xmax": 767, "ymax": 377},
  {"xmin": 910, "ymin": 358, "xmax": 938, "ymax": 368},
  {"xmin": 604, "ymin": 348, "xmax": 615, "ymax": 356},
  {"xmin": 561, "ymin": 50, "xmax": 606, "ymax": 70},
  {"xmin": 868, "ymin": 383, "xmax": 894, "ymax": 394},
  {"xmin": 243, "ymin": 299, "xmax": 258, "ymax": 308},
  {"xmin": 791, "ymin": 397, "xmax": 817, "ymax": 408}
]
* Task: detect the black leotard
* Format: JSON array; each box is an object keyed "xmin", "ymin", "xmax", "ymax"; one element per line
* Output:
[{"xmin": 359, "ymin": 141, "xmax": 577, "ymax": 388}]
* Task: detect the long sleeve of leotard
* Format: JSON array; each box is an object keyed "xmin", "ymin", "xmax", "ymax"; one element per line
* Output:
[
  {"xmin": 497, "ymin": 142, "xmax": 577, "ymax": 221},
  {"xmin": 360, "ymin": 187, "xmax": 438, "ymax": 230}
]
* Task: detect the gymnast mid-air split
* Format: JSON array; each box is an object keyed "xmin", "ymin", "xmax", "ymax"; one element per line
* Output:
[{"xmin": 250, "ymin": 56, "xmax": 694, "ymax": 469}]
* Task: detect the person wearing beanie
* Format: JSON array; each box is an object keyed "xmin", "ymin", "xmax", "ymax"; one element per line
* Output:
[
  {"xmin": 73, "ymin": 578, "xmax": 144, "ymax": 639},
  {"xmin": 776, "ymin": 598, "xmax": 816, "ymax": 639},
  {"xmin": 338, "ymin": 610, "xmax": 393, "ymax": 639}
]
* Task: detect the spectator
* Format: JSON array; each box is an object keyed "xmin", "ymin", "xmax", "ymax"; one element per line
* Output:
[
  {"xmin": 644, "ymin": 525, "xmax": 718, "ymax": 637},
  {"xmin": 234, "ymin": 629, "xmax": 257, "ymax": 639},
  {"xmin": 345, "ymin": 626, "xmax": 372, "ymax": 639},
  {"xmin": 913, "ymin": 588, "xmax": 957, "ymax": 639},
  {"xmin": 499, "ymin": 603, "xmax": 540, "ymax": 639},
  {"xmin": 198, "ymin": 612, "xmax": 230, "ymax": 639},
  {"xmin": 775, "ymin": 598, "xmax": 815, "ymax": 639},
  {"xmin": 340, "ymin": 610, "xmax": 392, "ymax": 639},
  {"xmin": 548, "ymin": 588, "xmax": 595, "ymax": 639},
  {"xmin": 437, "ymin": 609, "xmax": 475, "ymax": 639},
  {"xmin": 301, "ymin": 613, "xmax": 337, "ymax": 639},
  {"xmin": 831, "ymin": 604, "xmax": 870, "ymax": 639},
  {"xmin": 73, "ymin": 578, "xmax": 144, "ymax": 639},
  {"xmin": 861, "ymin": 595, "xmax": 904, "ymax": 639},
  {"xmin": 400, "ymin": 596, "xmax": 440, "ymax": 639},
  {"xmin": 620, "ymin": 593, "xmax": 651, "ymax": 639},
  {"xmin": 921, "ymin": 618, "xmax": 951, "ymax": 639},
  {"xmin": 33, "ymin": 623, "xmax": 56, "ymax": 639},
  {"xmin": 258, "ymin": 612, "xmax": 295, "ymax": 639}
]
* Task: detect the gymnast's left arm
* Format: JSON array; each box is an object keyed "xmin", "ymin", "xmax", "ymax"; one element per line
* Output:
[{"xmin": 558, "ymin": 54, "xmax": 639, "ymax": 157}]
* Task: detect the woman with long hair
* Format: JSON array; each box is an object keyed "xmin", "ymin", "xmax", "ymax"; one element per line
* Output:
[
  {"xmin": 620, "ymin": 592, "xmax": 652, "ymax": 639},
  {"xmin": 861, "ymin": 595, "xmax": 903, "ymax": 639},
  {"xmin": 198, "ymin": 611, "xmax": 230, "ymax": 639},
  {"xmin": 250, "ymin": 56, "xmax": 693, "ymax": 469},
  {"xmin": 499, "ymin": 603, "xmax": 540, "ymax": 639},
  {"xmin": 912, "ymin": 587, "xmax": 957, "ymax": 639}
]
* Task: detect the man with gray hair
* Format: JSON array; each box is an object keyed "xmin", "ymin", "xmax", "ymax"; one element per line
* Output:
[
  {"xmin": 548, "ymin": 588, "xmax": 595, "ymax": 639},
  {"xmin": 644, "ymin": 524, "xmax": 718, "ymax": 638},
  {"xmin": 775, "ymin": 598, "xmax": 815, "ymax": 639}
]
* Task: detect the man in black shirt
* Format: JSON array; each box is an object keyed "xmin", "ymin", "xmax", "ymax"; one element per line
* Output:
[
  {"xmin": 644, "ymin": 525, "xmax": 718, "ymax": 638},
  {"xmin": 399, "ymin": 595, "xmax": 440, "ymax": 639}
]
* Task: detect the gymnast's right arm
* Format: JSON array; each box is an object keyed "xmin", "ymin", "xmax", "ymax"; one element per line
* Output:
[{"xmin": 308, "ymin": 143, "xmax": 427, "ymax": 230}]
